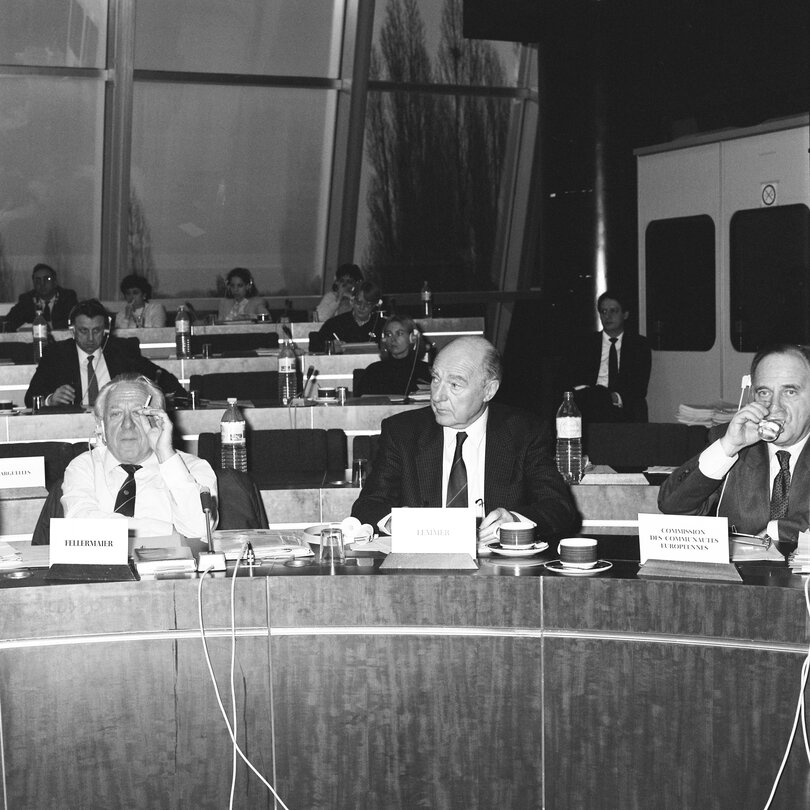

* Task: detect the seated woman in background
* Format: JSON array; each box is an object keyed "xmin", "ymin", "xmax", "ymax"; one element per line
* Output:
[
  {"xmin": 355, "ymin": 314, "xmax": 431, "ymax": 396},
  {"xmin": 318, "ymin": 280, "xmax": 384, "ymax": 345},
  {"xmin": 217, "ymin": 267, "xmax": 270, "ymax": 322},
  {"xmin": 315, "ymin": 263, "xmax": 364, "ymax": 323},
  {"xmin": 116, "ymin": 275, "xmax": 166, "ymax": 328}
]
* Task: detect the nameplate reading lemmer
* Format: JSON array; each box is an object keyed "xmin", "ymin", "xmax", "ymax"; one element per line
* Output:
[
  {"xmin": 391, "ymin": 507, "xmax": 476, "ymax": 557},
  {"xmin": 49, "ymin": 518, "xmax": 129, "ymax": 566},
  {"xmin": 0, "ymin": 456, "xmax": 45, "ymax": 489},
  {"xmin": 637, "ymin": 513, "xmax": 729, "ymax": 564}
]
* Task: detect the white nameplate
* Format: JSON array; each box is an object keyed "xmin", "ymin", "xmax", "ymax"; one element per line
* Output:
[
  {"xmin": 391, "ymin": 507, "xmax": 476, "ymax": 556},
  {"xmin": 638, "ymin": 513, "xmax": 729, "ymax": 564},
  {"xmin": 0, "ymin": 456, "xmax": 45, "ymax": 489},
  {"xmin": 49, "ymin": 518, "xmax": 129, "ymax": 566}
]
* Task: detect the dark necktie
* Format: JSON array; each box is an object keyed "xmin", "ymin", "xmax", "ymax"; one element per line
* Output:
[
  {"xmin": 446, "ymin": 431, "xmax": 468, "ymax": 508},
  {"xmin": 608, "ymin": 337, "xmax": 619, "ymax": 390},
  {"xmin": 42, "ymin": 301, "xmax": 51, "ymax": 322},
  {"xmin": 114, "ymin": 464, "xmax": 141, "ymax": 517},
  {"xmin": 86, "ymin": 355, "xmax": 99, "ymax": 406},
  {"xmin": 769, "ymin": 450, "xmax": 791, "ymax": 520}
]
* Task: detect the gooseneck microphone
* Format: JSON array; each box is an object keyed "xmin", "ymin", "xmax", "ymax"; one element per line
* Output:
[
  {"xmin": 197, "ymin": 486, "xmax": 227, "ymax": 571},
  {"xmin": 302, "ymin": 365, "xmax": 315, "ymax": 399},
  {"xmin": 401, "ymin": 329, "xmax": 421, "ymax": 405}
]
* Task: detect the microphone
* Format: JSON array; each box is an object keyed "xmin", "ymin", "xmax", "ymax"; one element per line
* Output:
[
  {"xmin": 197, "ymin": 485, "xmax": 226, "ymax": 571},
  {"xmin": 200, "ymin": 486, "xmax": 213, "ymax": 514},
  {"xmin": 301, "ymin": 365, "xmax": 315, "ymax": 399},
  {"xmin": 401, "ymin": 329, "xmax": 421, "ymax": 405},
  {"xmin": 282, "ymin": 324, "xmax": 294, "ymax": 341}
]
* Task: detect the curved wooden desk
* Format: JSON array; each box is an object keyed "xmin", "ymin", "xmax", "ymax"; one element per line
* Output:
[{"xmin": 0, "ymin": 566, "xmax": 807, "ymax": 808}]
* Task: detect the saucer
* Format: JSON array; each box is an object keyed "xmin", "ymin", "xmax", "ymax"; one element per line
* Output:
[
  {"xmin": 0, "ymin": 409, "xmax": 18, "ymax": 416},
  {"xmin": 543, "ymin": 560, "xmax": 613, "ymax": 576},
  {"xmin": 486, "ymin": 541, "xmax": 549, "ymax": 558}
]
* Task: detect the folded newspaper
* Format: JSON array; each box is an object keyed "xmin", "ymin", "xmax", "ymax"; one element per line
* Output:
[
  {"xmin": 212, "ymin": 529, "xmax": 314, "ymax": 560},
  {"xmin": 789, "ymin": 529, "xmax": 810, "ymax": 573}
]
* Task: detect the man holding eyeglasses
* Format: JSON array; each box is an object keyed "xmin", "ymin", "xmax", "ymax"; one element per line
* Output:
[
  {"xmin": 5, "ymin": 264, "xmax": 78, "ymax": 331},
  {"xmin": 356, "ymin": 314, "xmax": 431, "ymax": 396},
  {"xmin": 317, "ymin": 280, "xmax": 384, "ymax": 346}
]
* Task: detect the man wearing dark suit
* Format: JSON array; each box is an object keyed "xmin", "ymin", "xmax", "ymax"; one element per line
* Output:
[
  {"xmin": 566, "ymin": 290, "xmax": 651, "ymax": 422},
  {"xmin": 25, "ymin": 299, "xmax": 186, "ymax": 408},
  {"xmin": 352, "ymin": 336, "xmax": 579, "ymax": 542},
  {"xmin": 659, "ymin": 344, "xmax": 810, "ymax": 550},
  {"xmin": 5, "ymin": 264, "xmax": 78, "ymax": 331}
]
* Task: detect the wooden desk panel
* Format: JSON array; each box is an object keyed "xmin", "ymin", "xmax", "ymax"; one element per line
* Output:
[{"xmin": 0, "ymin": 576, "xmax": 807, "ymax": 808}]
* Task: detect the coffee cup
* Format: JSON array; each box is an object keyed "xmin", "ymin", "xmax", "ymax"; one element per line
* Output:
[
  {"xmin": 496, "ymin": 521, "xmax": 537, "ymax": 549},
  {"xmin": 318, "ymin": 387, "xmax": 337, "ymax": 401},
  {"xmin": 557, "ymin": 537, "xmax": 598, "ymax": 569},
  {"xmin": 0, "ymin": 400, "xmax": 13, "ymax": 412}
]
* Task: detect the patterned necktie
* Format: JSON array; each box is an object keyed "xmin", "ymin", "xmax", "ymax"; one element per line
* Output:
[
  {"xmin": 769, "ymin": 450, "xmax": 791, "ymax": 520},
  {"xmin": 446, "ymin": 431, "xmax": 468, "ymax": 508},
  {"xmin": 608, "ymin": 337, "xmax": 619, "ymax": 390},
  {"xmin": 86, "ymin": 355, "xmax": 99, "ymax": 406},
  {"xmin": 114, "ymin": 464, "xmax": 142, "ymax": 517}
]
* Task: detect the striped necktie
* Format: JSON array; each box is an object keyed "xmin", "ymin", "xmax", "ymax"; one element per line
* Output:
[
  {"xmin": 86, "ymin": 355, "xmax": 99, "ymax": 406},
  {"xmin": 114, "ymin": 464, "xmax": 141, "ymax": 517},
  {"xmin": 446, "ymin": 431, "xmax": 468, "ymax": 508}
]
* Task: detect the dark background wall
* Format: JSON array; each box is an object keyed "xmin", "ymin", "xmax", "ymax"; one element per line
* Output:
[{"xmin": 466, "ymin": 0, "xmax": 810, "ymax": 415}]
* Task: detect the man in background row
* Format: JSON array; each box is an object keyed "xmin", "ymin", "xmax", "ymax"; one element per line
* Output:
[
  {"xmin": 565, "ymin": 290, "xmax": 651, "ymax": 422},
  {"xmin": 25, "ymin": 298, "xmax": 186, "ymax": 408},
  {"xmin": 352, "ymin": 336, "xmax": 579, "ymax": 541},
  {"xmin": 5, "ymin": 264, "xmax": 78, "ymax": 331}
]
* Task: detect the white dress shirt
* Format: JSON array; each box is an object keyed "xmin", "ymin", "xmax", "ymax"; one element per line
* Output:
[
  {"xmin": 77, "ymin": 345, "xmax": 111, "ymax": 406},
  {"xmin": 441, "ymin": 408, "xmax": 488, "ymax": 509},
  {"xmin": 698, "ymin": 432, "xmax": 810, "ymax": 540},
  {"xmin": 62, "ymin": 445, "xmax": 218, "ymax": 538}
]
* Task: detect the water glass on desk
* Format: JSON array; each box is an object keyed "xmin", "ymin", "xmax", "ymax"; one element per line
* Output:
[
  {"xmin": 352, "ymin": 459, "xmax": 368, "ymax": 487},
  {"xmin": 319, "ymin": 525, "xmax": 345, "ymax": 567}
]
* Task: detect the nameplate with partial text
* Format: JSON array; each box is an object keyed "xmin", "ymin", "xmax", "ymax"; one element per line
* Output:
[
  {"xmin": 0, "ymin": 456, "xmax": 45, "ymax": 489},
  {"xmin": 638, "ymin": 513, "xmax": 729, "ymax": 564},
  {"xmin": 391, "ymin": 507, "xmax": 476, "ymax": 557},
  {"xmin": 50, "ymin": 518, "xmax": 129, "ymax": 565}
]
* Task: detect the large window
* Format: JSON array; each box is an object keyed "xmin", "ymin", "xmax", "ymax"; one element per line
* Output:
[
  {"xmin": 0, "ymin": 0, "xmax": 535, "ymax": 305},
  {"xmin": 730, "ymin": 204, "xmax": 810, "ymax": 352},
  {"xmin": 355, "ymin": 0, "xmax": 523, "ymax": 298}
]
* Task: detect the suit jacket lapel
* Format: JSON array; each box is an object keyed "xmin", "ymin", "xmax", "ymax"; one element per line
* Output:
[
  {"xmin": 483, "ymin": 406, "xmax": 516, "ymax": 505},
  {"xmin": 416, "ymin": 417, "xmax": 444, "ymax": 507}
]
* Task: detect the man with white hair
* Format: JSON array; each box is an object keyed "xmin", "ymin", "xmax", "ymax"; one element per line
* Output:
[{"xmin": 61, "ymin": 374, "xmax": 217, "ymax": 538}]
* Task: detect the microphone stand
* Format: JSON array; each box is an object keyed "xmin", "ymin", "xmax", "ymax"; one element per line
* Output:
[{"xmin": 197, "ymin": 490, "xmax": 227, "ymax": 572}]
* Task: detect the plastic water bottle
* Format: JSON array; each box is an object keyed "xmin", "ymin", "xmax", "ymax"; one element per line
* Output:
[
  {"xmin": 555, "ymin": 391, "xmax": 583, "ymax": 484},
  {"xmin": 420, "ymin": 280, "xmax": 433, "ymax": 318},
  {"xmin": 175, "ymin": 304, "xmax": 191, "ymax": 358},
  {"xmin": 278, "ymin": 339, "xmax": 298, "ymax": 404},
  {"xmin": 32, "ymin": 308, "xmax": 49, "ymax": 362},
  {"xmin": 220, "ymin": 398, "xmax": 247, "ymax": 472}
]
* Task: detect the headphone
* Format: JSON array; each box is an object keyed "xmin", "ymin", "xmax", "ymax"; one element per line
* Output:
[{"xmin": 68, "ymin": 300, "xmax": 112, "ymax": 334}]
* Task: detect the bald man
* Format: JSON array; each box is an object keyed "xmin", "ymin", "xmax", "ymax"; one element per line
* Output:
[{"xmin": 352, "ymin": 336, "xmax": 579, "ymax": 542}]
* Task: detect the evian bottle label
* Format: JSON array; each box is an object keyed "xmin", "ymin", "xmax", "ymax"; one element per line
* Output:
[
  {"xmin": 556, "ymin": 416, "xmax": 581, "ymax": 439},
  {"xmin": 221, "ymin": 422, "xmax": 245, "ymax": 444}
]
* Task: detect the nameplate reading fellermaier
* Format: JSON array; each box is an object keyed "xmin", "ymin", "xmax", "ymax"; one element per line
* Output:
[
  {"xmin": 637, "ymin": 513, "xmax": 729, "ymax": 564},
  {"xmin": 49, "ymin": 518, "xmax": 129, "ymax": 566}
]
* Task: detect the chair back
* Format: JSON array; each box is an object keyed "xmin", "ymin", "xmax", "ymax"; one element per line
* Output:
[
  {"xmin": 583, "ymin": 423, "xmax": 708, "ymax": 468},
  {"xmin": 198, "ymin": 429, "xmax": 348, "ymax": 487},
  {"xmin": 189, "ymin": 371, "xmax": 279, "ymax": 403},
  {"xmin": 352, "ymin": 368, "xmax": 366, "ymax": 397},
  {"xmin": 352, "ymin": 435, "xmax": 381, "ymax": 471},
  {"xmin": 214, "ymin": 468, "xmax": 269, "ymax": 529},
  {"xmin": 31, "ymin": 478, "xmax": 64, "ymax": 545},
  {"xmin": 0, "ymin": 441, "xmax": 86, "ymax": 489}
]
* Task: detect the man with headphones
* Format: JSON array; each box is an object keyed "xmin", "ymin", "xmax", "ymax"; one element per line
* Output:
[
  {"xmin": 5, "ymin": 263, "xmax": 78, "ymax": 331},
  {"xmin": 355, "ymin": 314, "xmax": 431, "ymax": 396},
  {"xmin": 24, "ymin": 299, "xmax": 187, "ymax": 408}
]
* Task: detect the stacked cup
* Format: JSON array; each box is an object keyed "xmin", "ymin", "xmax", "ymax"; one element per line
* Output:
[{"xmin": 557, "ymin": 538, "xmax": 598, "ymax": 569}]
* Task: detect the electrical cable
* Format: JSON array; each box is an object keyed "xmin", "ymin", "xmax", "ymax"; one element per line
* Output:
[
  {"xmin": 198, "ymin": 558, "xmax": 291, "ymax": 810},
  {"xmin": 761, "ymin": 572, "xmax": 810, "ymax": 809}
]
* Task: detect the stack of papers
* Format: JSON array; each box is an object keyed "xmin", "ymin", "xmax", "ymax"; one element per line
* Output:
[
  {"xmin": 0, "ymin": 540, "xmax": 23, "ymax": 569},
  {"xmin": 676, "ymin": 402, "xmax": 738, "ymax": 427},
  {"xmin": 133, "ymin": 546, "xmax": 196, "ymax": 575},
  {"xmin": 213, "ymin": 529, "xmax": 314, "ymax": 561},
  {"xmin": 789, "ymin": 530, "xmax": 810, "ymax": 573}
]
